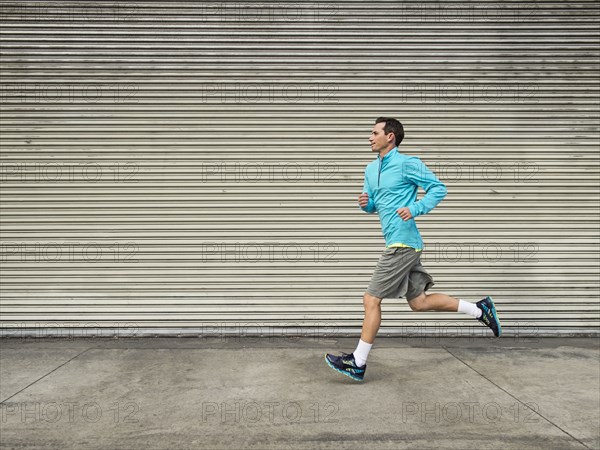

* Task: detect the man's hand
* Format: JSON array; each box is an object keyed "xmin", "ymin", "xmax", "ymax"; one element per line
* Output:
[
  {"xmin": 358, "ymin": 193, "xmax": 370, "ymax": 208},
  {"xmin": 397, "ymin": 207, "xmax": 413, "ymax": 221}
]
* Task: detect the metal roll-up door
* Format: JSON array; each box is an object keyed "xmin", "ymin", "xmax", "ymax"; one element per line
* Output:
[{"xmin": 1, "ymin": 1, "xmax": 598, "ymax": 337}]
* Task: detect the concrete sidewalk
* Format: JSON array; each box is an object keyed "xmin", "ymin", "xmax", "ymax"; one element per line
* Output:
[{"xmin": 0, "ymin": 337, "xmax": 598, "ymax": 450}]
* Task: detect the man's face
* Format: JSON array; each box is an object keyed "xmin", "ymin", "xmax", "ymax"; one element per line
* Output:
[{"xmin": 369, "ymin": 122, "xmax": 394, "ymax": 153}]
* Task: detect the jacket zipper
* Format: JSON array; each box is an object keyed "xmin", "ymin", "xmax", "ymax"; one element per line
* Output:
[{"xmin": 378, "ymin": 157, "xmax": 382, "ymax": 187}]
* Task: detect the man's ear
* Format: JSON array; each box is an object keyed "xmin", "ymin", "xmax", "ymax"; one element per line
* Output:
[{"xmin": 387, "ymin": 133, "xmax": 395, "ymax": 143}]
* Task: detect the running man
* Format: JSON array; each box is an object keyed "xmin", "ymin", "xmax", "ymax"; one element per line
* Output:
[{"xmin": 324, "ymin": 117, "xmax": 501, "ymax": 382}]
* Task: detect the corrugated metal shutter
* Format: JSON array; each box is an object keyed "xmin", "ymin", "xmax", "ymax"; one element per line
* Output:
[{"xmin": 1, "ymin": 1, "xmax": 599, "ymax": 337}]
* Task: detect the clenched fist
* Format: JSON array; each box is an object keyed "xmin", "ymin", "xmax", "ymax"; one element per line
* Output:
[
  {"xmin": 358, "ymin": 193, "xmax": 370, "ymax": 208},
  {"xmin": 397, "ymin": 207, "xmax": 413, "ymax": 221}
]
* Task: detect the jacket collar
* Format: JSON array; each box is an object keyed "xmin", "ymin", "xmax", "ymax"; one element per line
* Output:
[{"xmin": 378, "ymin": 147, "xmax": 398, "ymax": 161}]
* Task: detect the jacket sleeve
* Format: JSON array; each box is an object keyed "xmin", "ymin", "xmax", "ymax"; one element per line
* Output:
[
  {"xmin": 360, "ymin": 168, "xmax": 377, "ymax": 214},
  {"xmin": 405, "ymin": 157, "xmax": 447, "ymax": 218}
]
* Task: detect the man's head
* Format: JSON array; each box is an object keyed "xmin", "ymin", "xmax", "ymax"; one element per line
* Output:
[{"xmin": 369, "ymin": 117, "xmax": 404, "ymax": 153}]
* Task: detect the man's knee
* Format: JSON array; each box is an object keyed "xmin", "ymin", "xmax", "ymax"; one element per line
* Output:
[
  {"xmin": 408, "ymin": 292, "xmax": 427, "ymax": 311},
  {"xmin": 363, "ymin": 292, "xmax": 382, "ymax": 310}
]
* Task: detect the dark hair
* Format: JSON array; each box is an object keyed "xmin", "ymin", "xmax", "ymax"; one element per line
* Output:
[{"xmin": 375, "ymin": 117, "xmax": 404, "ymax": 146}]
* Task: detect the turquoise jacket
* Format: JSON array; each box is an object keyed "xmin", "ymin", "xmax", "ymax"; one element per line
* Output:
[{"xmin": 361, "ymin": 148, "xmax": 447, "ymax": 250}]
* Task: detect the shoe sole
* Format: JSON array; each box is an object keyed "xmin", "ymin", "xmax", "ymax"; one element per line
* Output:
[
  {"xmin": 324, "ymin": 354, "xmax": 364, "ymax": 382},
  {"xmin": 486, "ymin": 296, "xmax": 502, "ymax": 337}
]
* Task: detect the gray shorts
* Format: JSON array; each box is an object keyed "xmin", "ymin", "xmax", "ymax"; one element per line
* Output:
[{"xmin": 366, "ymin": 247, "xmax": 435, "ymax": 301}]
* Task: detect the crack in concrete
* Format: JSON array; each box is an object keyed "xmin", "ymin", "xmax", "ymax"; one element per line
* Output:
[
  {"xmin": 0, "ymin": 347, "xmax": 92, "ymax": 404},
  {"xmin": 442, "ymin": 345, "xmax": 591, "ymax": 450}
]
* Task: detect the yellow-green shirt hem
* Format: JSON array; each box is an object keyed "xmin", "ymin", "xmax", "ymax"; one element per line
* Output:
[{"xmin": 386, "ymin": 243, "xmax": 422, "ymax": 252}]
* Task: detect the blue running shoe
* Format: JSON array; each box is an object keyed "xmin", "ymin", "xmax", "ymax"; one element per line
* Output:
[
  {"xmin": 476, "ymin": 296, "xmax": 502, "ymax": 337},
  {"xmin": 324, "ymin": 352, "xmax": 366, "ymax": 381}
]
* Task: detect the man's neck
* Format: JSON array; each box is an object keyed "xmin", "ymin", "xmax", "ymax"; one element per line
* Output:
[{"xmin": 379, "ymin": 146, "xmax": 396, "ymax": 158}]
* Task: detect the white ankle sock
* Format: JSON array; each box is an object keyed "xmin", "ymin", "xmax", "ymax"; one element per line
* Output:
[
  {"xmin": 353, "ymin": 339, "xmax": 372, "ymax": 367},
  {"xmin": 458, "ymin": 299, "xmax": 482, "ymax": 318}
]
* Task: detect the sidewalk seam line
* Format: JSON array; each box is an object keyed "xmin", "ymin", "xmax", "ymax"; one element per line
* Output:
[
  {"xmin": 442, "ymin": 346, "xmax": 591, "ymax": 450},
  {"xmin": 0, "ymin": 347, "xmax": 92, "ymax": 404}
]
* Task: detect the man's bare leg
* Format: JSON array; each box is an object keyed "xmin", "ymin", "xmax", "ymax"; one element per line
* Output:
[
  {"xmin": 352, "ymin": 291, "xmax": 462, "ymax": 366},
  {"xmin": 345, "ymin": 292, "xmax": 382, "ymax": 368},
  {"xmin": 361, "ymin": 293, "xmax": 382, "ymax": 343},
  {"xmin": 407, "ymin": 292, "xmax": 501, "ymax": 337},
  {"xmin": 323, "ymin": 292, "xmax": 381, "ymax": 379},
  {"xmin": 407, "ymin": 292, "xmax": 459, "ymax": 312},
  {"xmin": 325, "ymin": 290, "xmax": 500, "ymax": 379}
]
